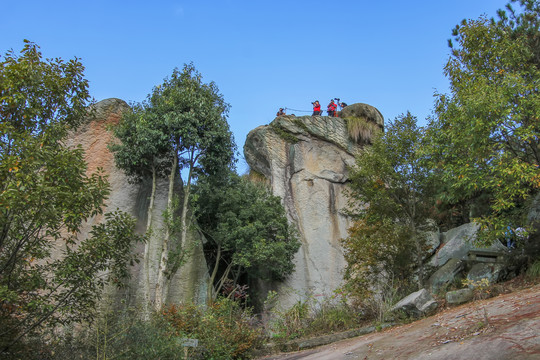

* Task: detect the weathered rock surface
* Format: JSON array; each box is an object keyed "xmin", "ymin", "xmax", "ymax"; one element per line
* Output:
[
  {"xmin": 427, "ymin": 258, "xmax": 466, "ymax": 294},
  {"xmin": 445, "ymin": 288, "xmax": 474, "ymax": 305},
  {"xmin": 429, "ymin": 223, "xmax": 506, "ymax": 267},
  {"xmin": 466, "ymin": 263, "xmax": 506, "ymax": 286},
  {"xmin": 421, "ymin": 226, "xmax": 441, "ymax": 260},
  {"xmin": 244, "ymin": 111, "xmax": 377, "ymax": 308},
  {"xmin": 392, "ymin": 289, "xmax": 438, "ymax": 318},
  {"xmin": 67, "ymin": 98, "xmax": 208, "ymax": 306}
]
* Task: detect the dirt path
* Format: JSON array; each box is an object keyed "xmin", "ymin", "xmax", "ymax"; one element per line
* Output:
[{"xmin": 258, "ymin": 284, "xmax": 540, "ymax": 360}]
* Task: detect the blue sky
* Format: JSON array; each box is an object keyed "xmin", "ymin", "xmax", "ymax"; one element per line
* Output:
[{"xmin": 2, "ymin": 0, "xmax": 509, "ymax": 173}]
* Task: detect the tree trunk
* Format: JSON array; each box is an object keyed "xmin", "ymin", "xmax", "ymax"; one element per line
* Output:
[
  {"xmin": 207, "ymin": 243, "xmax": 221, "ymax": 305},
  {"xmin": 154, "ymin": 155, "xmax": 177, "ymax": 311},
  {"xmin": 179, "ymin": 150, "xmax": 197, "ymax": 250},
  {"xmin": 142, "ymin": 165, "xmax": 156, "ymax": 319}
]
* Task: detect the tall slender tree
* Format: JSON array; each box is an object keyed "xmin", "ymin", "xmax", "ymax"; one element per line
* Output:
[
  {"xmin": 110, "ymin": 104, "xmax": 172, "ymax": 318},
  {"xmin": 111, "ymin": 63, "xmax": 236, "ymax": 310}
]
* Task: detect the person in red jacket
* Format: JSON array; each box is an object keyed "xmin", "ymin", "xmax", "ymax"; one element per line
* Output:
[
  {"xmin": 312, "ymin": 100, "xmax": 321, "ymax": 115},
  {"xmin": 327, "ymin": 99, "xmax": 337, "ymax": 117}
]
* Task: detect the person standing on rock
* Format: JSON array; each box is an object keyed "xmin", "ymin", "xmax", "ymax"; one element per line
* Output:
[
  {"xmin": 312, "ymin": 100, "xmax": 321, "ymax": 115},
  {"xmin": 327, "ymin": 99, "xmax": 337, "ymax": 117}
]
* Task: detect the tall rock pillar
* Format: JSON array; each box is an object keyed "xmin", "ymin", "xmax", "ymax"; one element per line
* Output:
[{"xmin": 244, "ymin": 105, "xmax": 383, "ymax": 308}]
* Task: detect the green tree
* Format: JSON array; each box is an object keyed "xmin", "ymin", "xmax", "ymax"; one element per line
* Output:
[
  {"xmin": 193, "ymin": 172, "xmax": 300, "ymax": 304},
  {"xmin": 151, "ymin": 64, "xmax": 235, "ymax": 310},
  {"xmin": 342, "ymin": 113, "xmax": 437, "ymax": 297},
  {"xmin": 111, "ymin": 64, "xmax": 236, "ymax": 310},
  {"xmin": 110, "ymin": 103, "xmax": 173, "ymax": 318},
  {"xmin": 424, "ymin": 0, "xmax": 540, "ymax": 243},
  {"xmin": 0, "ymin": 41, "xmax": 143, "ymax": 353}
]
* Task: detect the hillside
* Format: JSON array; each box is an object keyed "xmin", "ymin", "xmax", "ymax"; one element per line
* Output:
[{"xmin": 259, "ymin": 281, "xmax": 540, "ymax": 359}]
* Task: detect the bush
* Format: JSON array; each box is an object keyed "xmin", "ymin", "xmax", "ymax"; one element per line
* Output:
[
  {"xmin": 49, "ymin": 309, "xmax": 181, "ymax": 360},
  {"xmin": 526, "ymin": 259, "xmax": 540, "ymax": 280},
  {"xmin": 267, "ymin": 291, "xmax": 365, "ymax": 342},
  {"xmin": 162, "ymin": 297, "xmax": 263, "ymax": 359}
]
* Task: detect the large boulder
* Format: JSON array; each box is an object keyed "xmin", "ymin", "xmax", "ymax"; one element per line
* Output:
[
  {"xmin": 391, "ymin": 289, "xmax": 438, "ymax": 318},
  {"xmin": 427, "ymin": 258, "xmax": 466, "ymax": 294},
  {"xmin": 244, "ymin": 108, "xmax": 382, "ymax": 308},
  {"xmin": 66, "ymin": 98, "xmax": 208, "ymax": 306},
  {"xmin": 429, "ymin": 223, "xmax": 506, "ymax": 267},
  {"xmin": 466, "ymin": 263, "xmax": 506, "ymax": 286},
  {"xmin": 339, "ymin": 103, "xmax": 384, "ymax": 129},
  {"xmin": 421, "ymin": 226, "xmax": 441, "ymax": 260},
  {"xmin": 445, "ymin": 288, "xmax": 474, "ymax": 305}
]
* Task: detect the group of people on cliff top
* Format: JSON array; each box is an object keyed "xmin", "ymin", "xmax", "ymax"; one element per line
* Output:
[
  {"xmin": 312, "ymin": 98, "xmax": 347, "ymax": 117},
  {"xmin": 276, "ymin": 99, "xmax": 348, "ymax": 117}
]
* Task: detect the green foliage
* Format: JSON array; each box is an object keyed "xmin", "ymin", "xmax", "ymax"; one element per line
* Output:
[
  {"xmin": 341, "ymin": 218, "xmax": 415, "ymax": 298},
  {"xmin": 193, "ymin": 172, "xmax": 300, "ymax": 302},
  {"xmin": 343, "ymin": 113, "xmax": 437, "ymax": 299},
  {"xmin": 109, "ymin": 102, "xmax": 173, "ymax": 183},
  {"xmin": 0, "ymin": 41, "xmax": 143, "ymax": 353},
  {"xmin": 267, "ymin": 291, "xmax": 364, "ymax": 342},
  {"xmin": 110, "ymin": 63, "xmax": 237, "ymax": 311},
  {"xmin": 462, "ymin": 278, "xmax": 492, "ymax": 300},
  {"xmin": 424, "ymin": 1, "xmax": 540, "ymax": 244},
  {"xmin": 526, "ymin": 259, "xmax": 540, "ymax": 279},
  {"xmin": 149, "ymin": 63, "xmax": 236, "ymax": 179},
  {"xmin": 162, "ymin": 297, "xmax": 263, "ymax": 359},
  {"xmin": 292, "ymin": 118, "xmax": 310, "ymax": 133},
  {"xmin": 31, "ymin": 308, "xmax": 183, "ymax": 360},
  {"xmin": 344, "ymin": 116, "xmax": 381, "ymax": 143},
  {"xmin": 5, "ymin": 295, "xmax": 266, "ymax": 360},
  {"xmin": 271, "ymin": 299, "xmax": 310, "ymax": 341}
]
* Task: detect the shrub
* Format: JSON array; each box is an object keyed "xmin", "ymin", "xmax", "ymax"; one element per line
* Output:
[
  {"xmin": 162, "ymin": 297, "xmax": 263, "ymax": 359},
  {"xmin": 526, "ymin": 259, "xmax": 540, "ymax": 280},
  {"xmin": 267, "ymin": 291, "xmax": 365, "ymax": 342},
  {"xmin": 11, "ymin": 307, "xmax": 182, "ymax": 360}
]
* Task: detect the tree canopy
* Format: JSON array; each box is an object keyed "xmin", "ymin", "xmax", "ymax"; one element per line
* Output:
[
  {"xmin": 193, "ymin": 172, "xmax": 300, "ymax": 304},
  {"xmin": 111, "ymin": 63, "xmax": 237, "ymax": 310},
  {"xmin": 0, "ymin": 41, "xmax": 143, "ymax": 352},
  {"xmin": 342, "ymin": 113, "xmax": 437, "ymax": 297},
  {"xmin": 424, "ymin": 0, "xmax": 540, "ymax": 243}
]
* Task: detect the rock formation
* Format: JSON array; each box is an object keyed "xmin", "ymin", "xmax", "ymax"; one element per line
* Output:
[
  {"xmin": 244, "ymin": 104, "xmax": 384, "ymax": 308},
  {"xmin": 66, "ymin": 98, "xmax": 208, "ymax": 307}
]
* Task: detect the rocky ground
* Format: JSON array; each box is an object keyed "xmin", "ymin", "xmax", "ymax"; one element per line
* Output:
[{"xmin": 257, "ymin": 282, "xmax": 540, "ymax": 359}]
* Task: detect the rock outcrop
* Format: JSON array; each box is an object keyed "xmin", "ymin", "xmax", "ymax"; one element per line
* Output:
[
  {"xmin": 340, "ymin": 103, "xmax": 384, "ymax": 129},
  {"xmin": 244, "ymin": 105, "xmax": 383, "ymax": 308},
  {"xmin": 67, "ymin": 98, "xmax": 208, "ymax": 306},
  {"xmin": 391, "ymin": 289, "xmax": 438, "ymax": 317}
]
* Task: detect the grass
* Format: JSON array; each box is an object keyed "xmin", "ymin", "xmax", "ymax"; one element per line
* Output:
[
  {"xmin": 344, "ymin": 116, "xmax": 381, "ymax": 143},
  {"xmin": 526, "ymin": 259, "xmax": 540, "ymax": 279}
]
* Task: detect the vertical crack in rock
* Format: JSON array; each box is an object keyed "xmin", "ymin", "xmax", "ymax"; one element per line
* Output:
[{"xmin": 284, "ymin": 143, "xmax": 315, "ymax": 291}]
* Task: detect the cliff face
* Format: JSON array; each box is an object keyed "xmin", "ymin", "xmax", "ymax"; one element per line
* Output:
[
  {"xmin": 67, "ymin": 98, "xmax": 208, "ymax": 306},
  {"xmin": 244, "ymin": 104, "xmax": 383, "ymax": 308}
]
